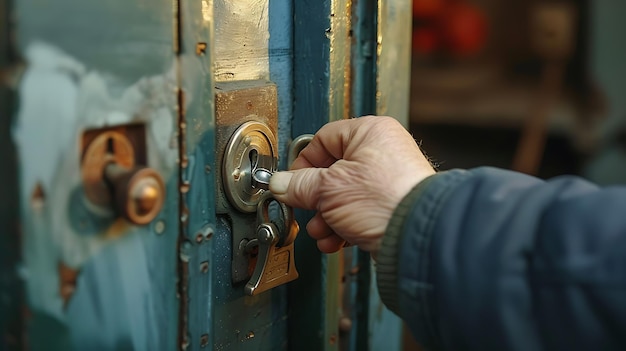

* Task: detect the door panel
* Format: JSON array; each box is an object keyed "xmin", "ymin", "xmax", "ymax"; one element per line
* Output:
[
  {"xmin": 3, "ymin": 0, "xmax": 411, "ymax": 350},
  {"xmin": 13, "ymin": 1, "xmax": 179, "ymax": 350}
]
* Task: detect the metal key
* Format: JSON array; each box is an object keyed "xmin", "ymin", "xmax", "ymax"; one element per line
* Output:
[{"xmin": 251, "ymin": 168, "xmax": 272, "ymax": 190}]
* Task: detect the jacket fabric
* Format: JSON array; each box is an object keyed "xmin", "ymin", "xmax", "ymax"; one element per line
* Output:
[{"xmin": 377, "ymin": 167, "xmax": 626, "ymax": 350}]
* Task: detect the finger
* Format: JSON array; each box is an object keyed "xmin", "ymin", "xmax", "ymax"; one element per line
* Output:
[
  {"xmin": 269, "ymin": 168, "xmax": 324, "ymax": 210},
  {"xmin": 306, "ymin": 212, "xmax": 334, "ymax": 240},
  {"xmin": 295, "ymin": 119, "xmax": 356, "ymax": 168},
  {"xmin": 316, "ymin": 234, "xmax": 346, "ymax": 253}
]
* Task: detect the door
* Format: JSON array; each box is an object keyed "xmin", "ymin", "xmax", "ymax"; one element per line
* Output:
[{"xmin": 1, "ymin": 0, "xmax": 412, "ymax": 350}]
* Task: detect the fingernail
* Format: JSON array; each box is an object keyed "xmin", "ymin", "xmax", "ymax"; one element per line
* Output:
[{"xmin": 269, "ymin": 171, "xmax": 293, "ymax": 195}]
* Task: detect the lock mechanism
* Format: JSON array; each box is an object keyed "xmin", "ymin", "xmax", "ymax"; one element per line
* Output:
[
  {"xmin": 221, "ymin": 120, "xmax": 300, "ymax": 294},
  {"xmin": 81, "ymin": 126, "xmax": 165, "ymax": 225},
  {"xmin": 215, "ymin": 80, "xmax": 302, "ymax": 294},
  {"xmin": 243, "ymin": 192, "xmax": 299, "ymax": 295},
  {"xmin": 222, "ymin": 121, "xmax": 277, "ymax": 213}
]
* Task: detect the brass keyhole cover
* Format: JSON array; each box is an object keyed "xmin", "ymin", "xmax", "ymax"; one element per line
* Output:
[
  {"xmin": 223, "ymin": 121, "xmax": 277, "ymax": 213},
  {"xmin": 81, "ymin": 131, "xmax": 136, "ymax": 207},
  {"xmin": 81, "ymin": 129, "xmax": 165, "ymax": 225}
]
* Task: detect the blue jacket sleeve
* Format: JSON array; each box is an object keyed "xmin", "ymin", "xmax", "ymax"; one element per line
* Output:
[{"xmin": 376, "ymin": 167, "xmax": 626, "ymax": 351}]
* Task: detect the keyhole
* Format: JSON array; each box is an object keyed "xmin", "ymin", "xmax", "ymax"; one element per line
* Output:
[
  {"xmin": 106, "ymin": 137, "xmax": 115, "ymax": 155},
  {"xmin": 249, "ymin": 149, "xmax": 259, "ymax": 169}
]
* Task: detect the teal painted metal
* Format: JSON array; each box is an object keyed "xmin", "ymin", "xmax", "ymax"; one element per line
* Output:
[
  {"xmin": 177, "ymin": 0, "xmax": 215, "ymax": 349},
  {"xmin": 291, "ymin": 0, "xmax": 350, "ymax": 350},
  {"xmin": 13, "ymin": 1, "xmax": 180, "ymax": 350}
]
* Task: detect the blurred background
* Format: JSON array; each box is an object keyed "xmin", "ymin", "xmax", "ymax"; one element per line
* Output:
[{"xmin": 407, "ymin": 0, "xmax": 626, "ymax": 183}]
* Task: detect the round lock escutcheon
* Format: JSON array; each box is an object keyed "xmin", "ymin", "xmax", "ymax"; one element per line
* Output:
[
  {"xmin": 223, "ymin": 121, "xmax": 277, "ymax": 213},
  {"xmin": 81, "ymin": 130, "xmax": 165, "ymax": 225}
]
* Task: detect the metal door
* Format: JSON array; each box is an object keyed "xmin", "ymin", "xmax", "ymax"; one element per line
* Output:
[{"xmin": 1, "ymin": 0, "xmax": 412, "ymax": 350}]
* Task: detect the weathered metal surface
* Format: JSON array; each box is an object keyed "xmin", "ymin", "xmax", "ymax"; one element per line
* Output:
[
  {"xmin": 176, "ymin": 0, "xmax": 215, "ymax": 349},
  {"xmin": 13, "ymin": 1, "xmax": 180, "ymax": 349},
  {"xmin": 4, "ymin": 0, "xmax": 411, "ymax": 349}
]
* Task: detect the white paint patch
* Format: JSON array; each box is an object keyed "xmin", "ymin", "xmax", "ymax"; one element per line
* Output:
[{"xmin": 202, "ymin": 0, "xmax": 212, "ymax": 23}]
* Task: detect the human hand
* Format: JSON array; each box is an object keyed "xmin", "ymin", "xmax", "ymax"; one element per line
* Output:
[{"xmin": 269, "ymin": 116, "xmax": 436, "ymax": 257}]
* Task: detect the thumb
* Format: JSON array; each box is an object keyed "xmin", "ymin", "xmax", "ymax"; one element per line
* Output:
[{"xmin": 269, "ymin": 169, "xmax": 324, "ymax": 210}]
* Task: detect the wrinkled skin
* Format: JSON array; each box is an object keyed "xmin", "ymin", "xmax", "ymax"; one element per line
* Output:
[{"xmin": 270, "ymin": 116, "xmax": 435, "ymax": 257}]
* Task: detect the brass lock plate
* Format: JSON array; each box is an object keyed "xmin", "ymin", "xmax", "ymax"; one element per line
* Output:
[
  {"xmin": 215, "ymin": 80, "xmax": 280, "ymax": 284},
  {"xmin": 215, "ymin": 80, "xmax": 278, "ymax": 214}
]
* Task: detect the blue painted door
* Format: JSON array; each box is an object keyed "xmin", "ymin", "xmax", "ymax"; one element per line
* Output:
[{"xmin": 1, "ymin": 0, "xmax": 412, "ymax": 350}]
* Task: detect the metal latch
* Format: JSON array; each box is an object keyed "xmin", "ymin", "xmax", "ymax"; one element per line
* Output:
[
  {"xmin": 243, "ymin": 192, "xmax": 299, "ymax": 295},
  {"xmin": 220, "ymin": 118, "xmax": 300, "ymax": 294}
]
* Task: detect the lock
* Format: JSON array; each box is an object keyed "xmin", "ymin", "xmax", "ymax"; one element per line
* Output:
[
  {"xmin": 222, "ymin": 121, "xmax": 277, "ymax": 213},
  {"xmin": 80, "ymin": 125, "xmax": 165, "ymax": 225},
  {"xmin": 215, "ymin": 80, "xmax": 302, "ymax": 293},
  {"xmin": 244, "ymin": 192, "xmax": 299, "ymax": 296}
]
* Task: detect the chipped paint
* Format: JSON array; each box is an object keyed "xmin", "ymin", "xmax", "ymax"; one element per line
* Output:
[{"xmin": 14, "ymin": 24, "xmax": 180, "ymax": 347}]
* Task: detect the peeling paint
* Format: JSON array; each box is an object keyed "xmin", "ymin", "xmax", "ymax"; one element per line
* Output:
[{"xmin": 14, "ymin": 41, "xmax": 180, "ymax": 342}]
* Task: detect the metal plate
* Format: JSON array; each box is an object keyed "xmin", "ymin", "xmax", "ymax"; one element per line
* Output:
[{"xmin": 222, "ymin": 121, "xmax": 277, "ymax": 213}]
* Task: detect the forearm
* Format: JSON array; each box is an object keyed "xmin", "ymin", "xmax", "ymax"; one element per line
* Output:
[{"xmin": 377, "ymin": 167, "xmax": 626, "ymax": 350}]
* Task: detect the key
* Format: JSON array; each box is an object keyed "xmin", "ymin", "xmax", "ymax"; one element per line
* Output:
[{"xmin": 251, "ymin": 168, "xmax": 272, "ymax": 190}]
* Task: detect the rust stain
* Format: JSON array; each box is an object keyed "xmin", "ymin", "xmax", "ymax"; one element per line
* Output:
[
  {"xmin": 200, "ymin": 261, "xmax": 209, "ymax": 274},
  {"xmin": 103, "ymin": 218, "xmax": 131, "ymax": 239},
  {"xmin": 196, "ymin": 42, "xmax": 207, "ymax": 56},
  {"xmin": 30, "ymin": 181, "xmax": 46, "ymax": 211},
  {"xmin": 58, "ymin": 262, "xmax": 80, "ymax": 308}
]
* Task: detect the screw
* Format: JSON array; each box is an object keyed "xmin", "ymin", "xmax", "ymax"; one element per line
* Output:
[
  {"xmin": 205, "ymin": 228, "xmax": 214, "ymax": 240},
  {"xmin": 339, "ymin": 316, "xmax": 352, "ymax": 332},
  {"xmin": 154, "ymin": 220, "xmax": 166, "ymax": 235},
  {"xmin": 200, "ymin": 261, "xmax": 209, "ymax": 274},
  {"xmin": 204, "ymin": 165, "xmax": 212, "ymax": 173},
  {"xmin": 257, "ymin": 226, "xmax": 273, "ymax": 243},
  {"xmin": 195, "ymin": 233, "xmax": 204, "ymax": 244},
  {"xmin": 200, "ymin": 334, "xmax": 209, "ymax": 348}
]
